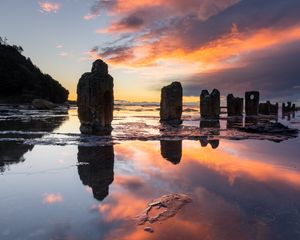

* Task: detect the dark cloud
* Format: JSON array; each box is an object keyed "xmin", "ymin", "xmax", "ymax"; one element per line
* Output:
[
  {"xmin": 90, "ymin": 0, "xmax": 300, "ymax": 101},
  {"xmin": 89, "ymin": 0, "xmax": 116, "ymax": 16},
  {"xmin": 98, "ymin": 0, "xmax": 300, "ymax": 53},
  {"xmin": 182, "ymin": 40, "xmax": 300, "ymax": 101}
]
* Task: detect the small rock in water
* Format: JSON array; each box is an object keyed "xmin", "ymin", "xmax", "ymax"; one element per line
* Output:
[
  {"xmin": 144, "ymin": 226, "xmax": 154, "ymax": 233},
  {"xmin": 137, "ymin": 193, "xmax": 192, "ymax": 226}
]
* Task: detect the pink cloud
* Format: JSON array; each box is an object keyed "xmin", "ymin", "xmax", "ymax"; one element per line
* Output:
[
  {"xmin": 43, "ymin": 193, "xmax": 64, "ymax": 204},
  {"xmin": 83, "ymin": 13, "xmax": 98, "ymax": 21},
  {"xmin": 39, "ymin": 2, "xmax": 61, "ymax": 13}
]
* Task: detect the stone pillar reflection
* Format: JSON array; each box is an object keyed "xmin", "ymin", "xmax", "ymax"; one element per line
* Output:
[
  {"xmin": 160, "ymin": 140, "xmax": 182, "ymax": 164},
  {"xmin": 77, "ymin": 145, "xmax": 114, "ymax": 201}
]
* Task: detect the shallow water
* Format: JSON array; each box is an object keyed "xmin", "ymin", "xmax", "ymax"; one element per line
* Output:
[{"xmin": 0, "ymin": 104, "xmax": 299, "ymax": 240}]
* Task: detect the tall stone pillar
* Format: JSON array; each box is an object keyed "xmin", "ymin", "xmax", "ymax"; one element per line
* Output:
[
  {"xmin": 77, "ymin": 59, "xmax": 114, "ymax": 135},
  {"xmin": 245, "ymin": 91, "xmax": 259, "ymax": 116}
]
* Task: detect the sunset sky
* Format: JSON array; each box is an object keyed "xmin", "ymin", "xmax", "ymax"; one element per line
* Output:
[{"xmin": 1, "ymin": 0, "xmax": 300, "ymax": 102}]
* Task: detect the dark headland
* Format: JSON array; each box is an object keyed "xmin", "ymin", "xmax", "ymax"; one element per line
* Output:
[{"xmin": 0, "ymin": 39, "xmax": 69, "ymax": 104}]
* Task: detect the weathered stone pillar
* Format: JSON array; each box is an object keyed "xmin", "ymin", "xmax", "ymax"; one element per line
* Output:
[
  {"xmin": 270, "ymin": 102, "xmax": 279, "ymax": 115},
  {"xmin": 160, "ymin": 140, "xmax": 182, "ymax": 164},
  {"xmin": 282, "ymin": 102, "xmax": 296, "ymax": 112},
  {"xmin": 227, "ymin": 94, "xmax": 243, "ymax": 116},
  {"xmin": 77, "ymin": 59, "xmax": 114, "ymax": 135},
  {"xmin": 287, "ymin": 102, "xmax": 292, "ymax": 111},
  {"xmin": 245, "ymin": 91, "xmax": 259, "ymax": 116},
  {"xmin": 259, "ymin": 101, "xmax": 278, "ymax": 115},
  {"xmin": 200, "ymin": 89, "xmax": 220, "ymax": 118},
  {"xmin": 160, "ymin": 82, "xmax": 183, "ymax": 124}
]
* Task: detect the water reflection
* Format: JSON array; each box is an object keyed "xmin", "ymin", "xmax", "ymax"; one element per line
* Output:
[
  {"xmin": 77, "ymin": 145, "xmax": 114, "ymax": 201},
  {"xmin": 0, "ymin": 112, "xmax": 67, "ymax": 172},
  {"xmin": 199, "ymin": 137, "xmax": 219, "ymax": 149},
  {"xmin": 227, "ymin": 116, "xmax": 243, "ymax": 129},
  {"xmin": 0, "ymin": 142, "xmax": 33, "ymax": 172},
  {"xmin": 104, "ymin": 140, "xmax": 300, "ymax": 240},
  {"xmin": 200, "ymin": 120, "xmax": 220, "ymax": 149},
  {"xmin": 282, "ymin": 111, "xmax": 295, "ymax": 121},
  {"xmin": 160, "ymin": 140, "xmax": 182, "ymax": 164}
]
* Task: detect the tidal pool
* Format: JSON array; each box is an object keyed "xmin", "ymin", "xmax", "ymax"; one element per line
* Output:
[{"xmin": 0, "ymin": 104, "xmax": 299, "ymax": 240}]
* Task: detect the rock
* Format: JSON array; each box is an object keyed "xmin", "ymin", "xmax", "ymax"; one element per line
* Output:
[
  {"xmin": 144, "ymin": 227, "xmax": 154, "ymax": 233},
  {"xmin": 259, "ymin": 101, "xmax": 278, "ymax": 115},
  {"xmin": 227, "ymin": 94, "xmax": 243, "ymax": 116},
  {"xmin": 200, "ymin": 89, "xmax": 220, "ymax": 119},
  {"xmin": 160, "ymin": 140, "xmax": 182, "ymax": 164},
  {"xmin": 32, "ymin": 99, "xmax": 56, "ymax": 110},
  {"xmin": 160, "ymin": 82, "xmax": 182, "ymax": 124},
  {"xmin": 282, "ymin": 102, "xmax": 296, "ymax": 112},
  {"xmin": 239, "ymin": 122, "xmax": 298, "ymax": 135},
  {"xmin": 77, "ymin": 59, "xmax": 114, "ymax": 135},
  {"xmin": 245, "ymin": 91, "xmax": 259, "ymax": 116},
  {"xmin": 137, "ymin": 193, "xmax": 192, "ymax": 226}
]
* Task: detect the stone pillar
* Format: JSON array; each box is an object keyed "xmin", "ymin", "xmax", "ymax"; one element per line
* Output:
[
  {"xmin": 200, "ymin": 89, "xmax": 220, "ymax": 118},
  {"xmin": 227, "ymin": 94, "xmax": 243, "ymax": 116},
  {"xmin": 77, "ymin": 59, "xmax": 114, "ymax": 135},
  {"xmin": 77, "ymin": 145, "xmax": 114, "ymax": 201},
  {"xmin": 287, "ymin": 102, "xmax": 292, "ymax": 111},
  {"xmin": 270, "ymin": 103, "xmax": 279, "ymax": 115},
  {"xmin": 160, "ymin": 140, "xmax": 182, "ymax": 164},
  {"xmin": 245, "ymin": 91, "xmax": 259, "ymax": 116},
  {"xmin": 282, "ymin": 102, "xmax": 295, "ymax": 112},
  {"xmin": 160, "ymin": 82, "xmax": 183, "ymax": 124}
]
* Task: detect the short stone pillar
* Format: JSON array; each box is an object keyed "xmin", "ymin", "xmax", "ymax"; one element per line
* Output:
[
  {"xmin": 160, "ymin": 140, "xmax": 182, "ymax": 164},
  {"xmin": 227, "ymin": 94, "xmax": 243, "ymax": 116},
  {"xmin": 200, "ymin": 89, "xmax": 220, "ymax": 118},
  {"xmin": 259, "ymin": 101, "xmax": 278, "ymax": 115},
  {"xmin": 160, "ymin": 82, "xmax": 183, "ymax": 124},
  {"xmin": 77, "ymin": 59, "xmax": 114, "ymax": 135},
  {"xmin": 245, "ymin": 91, "xmax": 259, "ymax": 116}
]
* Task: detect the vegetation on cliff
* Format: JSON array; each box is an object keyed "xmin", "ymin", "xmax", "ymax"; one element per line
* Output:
[{"xmin": 0, "ymin": 37, "xmax": 69, "ymax": 103}]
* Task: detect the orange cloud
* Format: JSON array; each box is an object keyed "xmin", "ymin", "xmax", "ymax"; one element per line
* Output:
[
  {"xmin": 98, "ymin": 23, "xmax": 300, "ymax": 74},
  {"xmin": 104, "ymin": 0, "xmax": 239, "ymax": 19},
  {"xmin": 39, "ymin": 2, "xmax": 61, "ymax": 13},
  {"xmin": 43, "ymin": 193, "xmax": 64, "ymax": 204}
]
